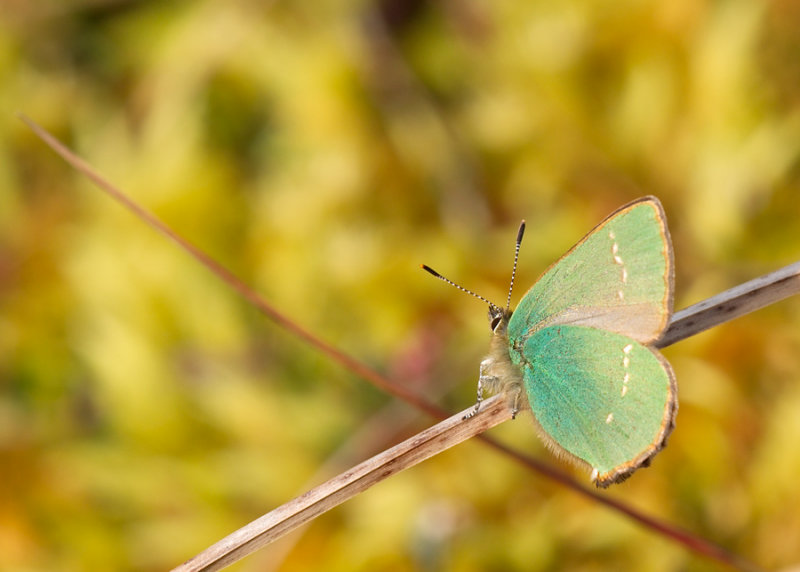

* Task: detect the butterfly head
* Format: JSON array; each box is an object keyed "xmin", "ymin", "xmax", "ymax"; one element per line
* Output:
[{"xmin": 488, "ymin": 304, "xmax": 511, "ymax": 335}]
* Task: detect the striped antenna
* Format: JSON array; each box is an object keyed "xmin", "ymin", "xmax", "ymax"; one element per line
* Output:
[
  {"xmin": 422, "ymin": 221, "xmax": 527, "ymax": 313},
  {"xmin": 420, "ymin": 265, "xmax": 501, "ymax": 313},
  {"xmin": 506, "ymin": 220, "xmax": 526, "ymax": 311}
]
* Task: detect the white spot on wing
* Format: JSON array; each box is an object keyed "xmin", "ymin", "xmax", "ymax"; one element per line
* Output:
[
  {"xmin": 621, "ymin": 347, "xmax": 632, "ymax": 397},
  {"xmin": 591, "ymin": 468, "xmax": 599, "ymax": 481},
  {"xmin": 605, "ymin": 413, "xmax": 614, "ymax": 424},
  {"xmin": 609, "ymin": 231, "xmax": 628, "ymax": 295}
]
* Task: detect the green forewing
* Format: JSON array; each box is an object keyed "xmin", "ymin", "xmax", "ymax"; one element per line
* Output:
[
  {"xmin": 508, "ymin": 198, "xmax": 672, "ymax": 345},
  {"xmin": 515, "ymin": 325, "xmax": 674, "ymax": 475}
]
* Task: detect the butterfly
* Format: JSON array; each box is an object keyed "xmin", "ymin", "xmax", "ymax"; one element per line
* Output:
[{"xmin": 424, "ymin": 196, "xmax": 678, "ymax": 487}]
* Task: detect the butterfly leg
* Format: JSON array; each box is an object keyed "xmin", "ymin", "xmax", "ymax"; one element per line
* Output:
[
  {"xmin": 464, "ymin": 358, "xmax": 495, "ymax": 419},
  {"xmin": 507, "ymin": 383, "xmax": 522, "ymax": 419}
]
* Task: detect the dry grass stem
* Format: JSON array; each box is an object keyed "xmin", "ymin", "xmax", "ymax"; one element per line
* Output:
[
  {"xmin": 659, "ymin": 261, "xmax": 800, "ymax": 348},
  {"xmin": 171, "ymin": 396, "xmax": 512, "ymax": 572}
]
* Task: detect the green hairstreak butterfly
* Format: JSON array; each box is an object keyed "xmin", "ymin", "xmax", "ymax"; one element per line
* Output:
[{"xmin": 424, "ymin": 196, "xmax": 677, "ymax": 487}]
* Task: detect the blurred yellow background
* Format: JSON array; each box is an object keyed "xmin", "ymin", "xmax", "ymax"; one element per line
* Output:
[{"xmin": 2, "ymin": 1, "xmax": 800, "ymax": 570}]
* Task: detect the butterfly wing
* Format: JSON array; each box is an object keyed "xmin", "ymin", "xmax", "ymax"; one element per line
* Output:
[
  {"xmin": 509, "ymin": 196, "xmax": 673, "ymax": 345},
  {"xmin": 515, "ymin": 324, "xmax": 677, "ymax": 487}
]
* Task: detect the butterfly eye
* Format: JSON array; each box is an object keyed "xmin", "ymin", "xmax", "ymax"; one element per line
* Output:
[{"xmin": 488, "ymin": 305, "xmax": 507, "ymax": 332}]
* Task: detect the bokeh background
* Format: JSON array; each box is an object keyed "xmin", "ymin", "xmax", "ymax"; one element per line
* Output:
[{"xmin": 2, "ymin": 1, "xmax": 800, "ymax": 570}]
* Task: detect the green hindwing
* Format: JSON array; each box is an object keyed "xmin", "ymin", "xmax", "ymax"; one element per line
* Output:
[{"xmin": 512, "ymin": 325, "xmax": 677, "ymax": 486}]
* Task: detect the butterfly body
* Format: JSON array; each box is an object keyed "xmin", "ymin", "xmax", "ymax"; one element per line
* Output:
[{"xmin": 480, "ymin": 197, "xmax": 678, "ymax": 487}]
